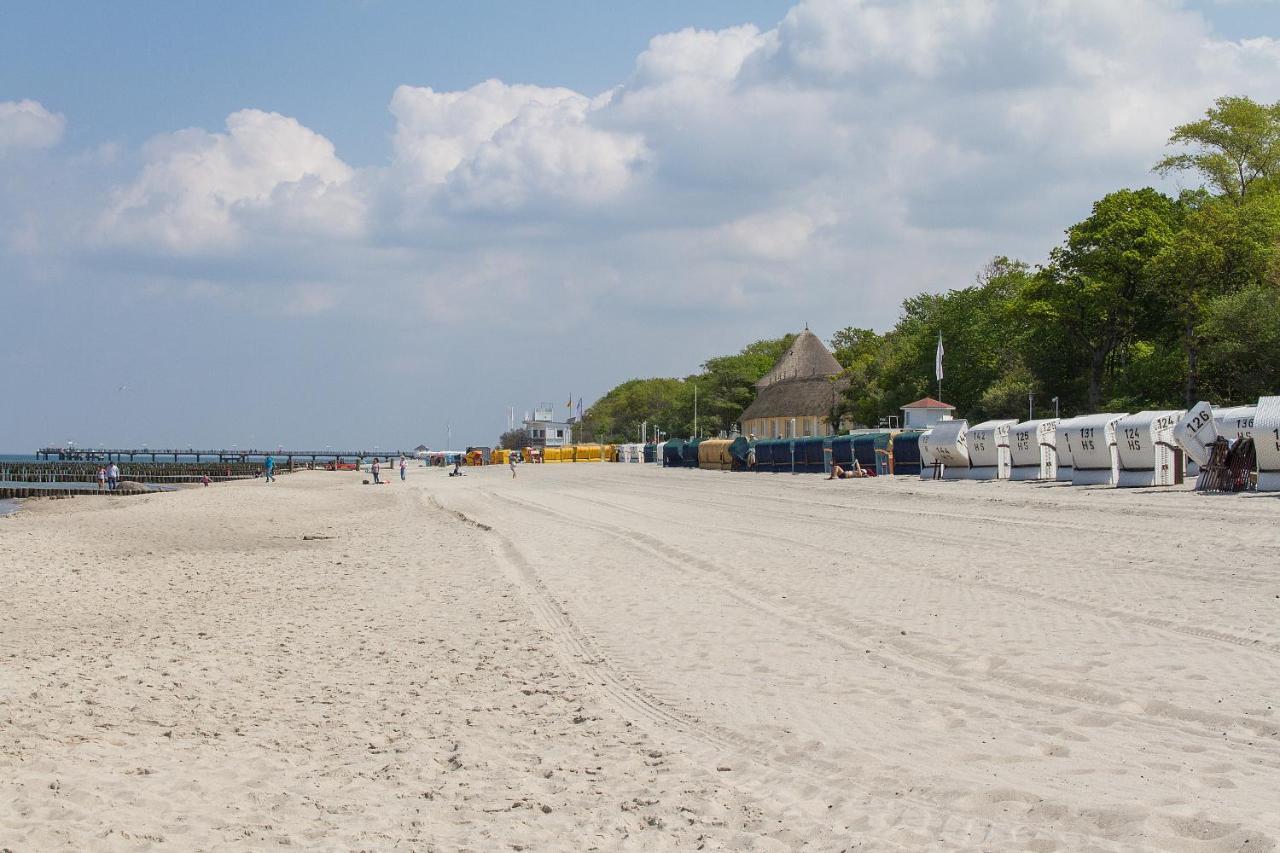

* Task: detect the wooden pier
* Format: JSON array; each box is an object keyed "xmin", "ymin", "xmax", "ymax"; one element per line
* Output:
[{"xmin": 36, "ymin": 447, "xmax": 413, "ymax": 464}]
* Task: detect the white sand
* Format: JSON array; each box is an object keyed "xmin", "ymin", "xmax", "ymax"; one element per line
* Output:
[{"xmin": 2, "ymin": 465, "xmax": 1279, "ymax": 851}]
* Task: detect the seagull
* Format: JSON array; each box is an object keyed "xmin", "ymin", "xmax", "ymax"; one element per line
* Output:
[{"xmin": 117, "ymin": 385, "xmax": 129, "ymax": 392}]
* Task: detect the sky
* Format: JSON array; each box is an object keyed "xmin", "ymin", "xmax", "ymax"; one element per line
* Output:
[{"xmin": 3, "ymin": 0, "xmax": 1280, "ymax": 452}]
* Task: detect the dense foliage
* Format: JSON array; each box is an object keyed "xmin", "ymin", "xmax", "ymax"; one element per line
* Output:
[
  {"xmin": 581, "ymin": 97, "xmax": 1280, "ymax": 439},
  {"xmin": 578, "ymin": 337, "xmax": 795, "ymax": 443},
  {"xmin": 498, "ymin": 428, "xmax": 531, "ymax": 450}
]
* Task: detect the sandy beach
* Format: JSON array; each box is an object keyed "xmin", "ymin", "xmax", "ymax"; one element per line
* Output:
[{"xmin": 3, "ymin": 465, "xmax": 1279, "ymax": 851}]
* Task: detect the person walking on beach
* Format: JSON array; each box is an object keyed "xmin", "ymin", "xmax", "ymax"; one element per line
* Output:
[
  {"xmin": 107, "ymin": 462, "xmax": 120, "ymax": 491},
  {"xmin": 399, "ymin": 456, "xmax": 406, "ymax": 481},
  {"xmin": 509, "ymin": 453, "xmax": 517, "ymax": 479},
  {"xmin": 97, "ymin": 467, "xmax": 106, "ymax": 491},
  {"xmin": 264, "ymin": 454, "xmax": 276, "ymax": 483},
  {"xmin": 372, "ymin": 458, "xmax": 382, "ymax": 484}
]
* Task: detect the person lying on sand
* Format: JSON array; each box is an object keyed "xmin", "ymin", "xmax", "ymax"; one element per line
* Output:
[{"xmin": 828, "ymin": 460, "xmax": 869, "ymax": 480}]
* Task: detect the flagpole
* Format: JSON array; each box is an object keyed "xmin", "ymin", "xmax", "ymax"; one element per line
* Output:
[{"xmin": 935, "ymin": 331, "xmax": 944, "ymax": 402}]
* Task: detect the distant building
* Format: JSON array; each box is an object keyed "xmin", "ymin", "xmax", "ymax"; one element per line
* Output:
[
  {"xmin": 901, "ymin": 397, "xmax": 955, "ymax": 429},
  {"xmin": 739, "ymin": 329, "xmax": 849, "ymax": 439},
  {"xmin": 523, "ymin": 403, "xmax": 573, "ymax": 448}
]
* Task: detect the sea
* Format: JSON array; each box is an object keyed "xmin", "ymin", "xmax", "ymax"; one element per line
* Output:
[{"xmin": 0, "ymin": 455, "xmax": 35, "ymax": 515}]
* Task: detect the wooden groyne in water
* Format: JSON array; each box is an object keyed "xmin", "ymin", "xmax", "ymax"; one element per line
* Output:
[
  {"xmin": 2, "ymin": 461, "xmax": 282, "ymax": 484},
  {"xmin": 0, "ymin": 485, "xmax": 161, "ymax": 501}
]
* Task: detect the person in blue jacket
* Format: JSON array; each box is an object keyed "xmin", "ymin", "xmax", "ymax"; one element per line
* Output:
[{"xmin": 264, "ymin": 454, "xmax": 276, "ymax": 483}]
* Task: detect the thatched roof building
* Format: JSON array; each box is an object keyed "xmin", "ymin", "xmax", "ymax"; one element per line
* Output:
[{"xmin": 740, "ymin": 330, "xmax": 847, "ymax": 439}]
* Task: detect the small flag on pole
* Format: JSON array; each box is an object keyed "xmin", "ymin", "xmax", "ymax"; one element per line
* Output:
[{"xmin": 935, "ymin": 332, "xmax": 945, "ymax": 383}]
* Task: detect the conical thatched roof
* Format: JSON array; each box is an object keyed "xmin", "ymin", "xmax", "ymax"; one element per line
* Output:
[
  {"xmin": 755, "ymin": 330, "xmax": 842, "ymax": 389},
  {"xmin": 740, "ymin": 330, "xmax": 847, "ymax": 424},
  {"xmin": 740, "ymin": 375, "xmax": 848, "ymax": 423}
]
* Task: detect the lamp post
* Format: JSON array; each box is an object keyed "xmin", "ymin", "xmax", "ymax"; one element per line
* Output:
[{"xmin": 1051, "ymin": 396, "xmax": 1060, "ymax": 418}]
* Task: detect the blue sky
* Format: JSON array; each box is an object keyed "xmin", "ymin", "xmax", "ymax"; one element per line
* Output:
[
  {"xmin": 3, "ymin": 0, "xmax": 1279, "ymax": 452},
  {"xmin": 4, "ymin": 2, "xmax": 798, "ymax": 163}
]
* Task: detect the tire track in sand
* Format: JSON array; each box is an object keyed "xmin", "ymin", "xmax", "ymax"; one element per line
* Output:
[
  {"xmin": 481, "ymin": 487, "xmax": 1280, "ymax": 753},
  {"xmin": 423, "ymin": 489, "xmax": 1133, "ymax": 852}
]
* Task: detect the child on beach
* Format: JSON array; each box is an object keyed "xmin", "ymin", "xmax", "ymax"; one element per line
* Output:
[
  {"xmin": 97, "ymin": 467, "xmax": 106, "ymax": 491},
  {"xmin": 510, "ymin": 454, "xmax": 517, "ymax": 478},
  {"xmin": 372, "ymin": 459, "xmax": 382, "ymax": 484},
  {"xmin": 399, "ymin": 457, "xmax": 406, "ymax": 481}
]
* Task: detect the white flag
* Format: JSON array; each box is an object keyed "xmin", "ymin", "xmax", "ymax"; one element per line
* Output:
[{"xmin": 935, "ymin": 333, "xmax": 944, "ymax": 382}]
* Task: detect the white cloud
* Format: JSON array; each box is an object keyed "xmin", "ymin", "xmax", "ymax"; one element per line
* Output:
[
  {"xmin": 96, "ymin": 109, "xmax": 362, "ymax": 252},
  {"xmin": 0, "ymin": 100, "xmax": 65, "ymax": 150},
  {"xmin": 390, "ymin": 80, "xmax": 581, "ymax": 186},
  {"xmin": 389, "ymin": 79, "xmax": 648, "ymax": 211},
  {"xmin": 17, "ymin": 0, "xmax": 1280, "ymax": 327}
]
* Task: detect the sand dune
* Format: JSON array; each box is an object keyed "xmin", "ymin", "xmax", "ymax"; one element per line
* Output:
[{"xmin": 3, "ymin": 466, "xmax": 1278, "ymax": 850}]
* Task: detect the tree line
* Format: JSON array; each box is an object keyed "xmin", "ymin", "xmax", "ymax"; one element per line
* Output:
[{"xmin": 576, "ymin": 96, "xmax": 1280, "ymax": 444}]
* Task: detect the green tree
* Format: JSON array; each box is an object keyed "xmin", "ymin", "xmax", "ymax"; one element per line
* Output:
[
  {"xmin": 498, "ymin": 428, "xmax": 530, "ymax": 450},
  {"xmin": 581, "ymin": 377, "xmax": 691, "ymax": 443},
  {"xmin": 1030, "ymin": 189, "xmax": 1180, "ymax": 409},
  {"xmin": 1151, "ymin": 190, "xmax": 1280, "ymax": 404},
  {"xmin": 858, "ymin": 258, "xmax": 1037, "ymax": 423},
  {"xmin": 1156, "ymin": 96, "xmax": 1280, "ymax": 202},
  {"xmin": 695, "ymin": 335, "xmax": 796, "ymax": 435},
  {"xmin": 1197, "ymin": 283, "xmax": 1280, "ymax": 404},
  {"xmin": 829, "ymin": 327, "xmax": 882, "ymax": 370}
]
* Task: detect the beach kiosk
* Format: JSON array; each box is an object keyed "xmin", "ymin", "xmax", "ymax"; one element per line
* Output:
[
  {"xmin": 1115, "ymin": 410, "xmax": 1184, "ymax": 487},
  {"xmin": 1009, "ymin": 418, "xmax": 1059, "ymax": 481},
  {"xmin": 1062, "ymin": 413, "xmax": 1126, "ymax": 486},
  {"xmin": 1255, "ymin": 396, "xmax": 1280, "ymax": 491},
  {"xmin": 966, "ymin": 419, "xmax": 1016, "ymax": 479},
  {"xmin": 926, "ymin": 419, "xmax": 970, "ymax": 480}
]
